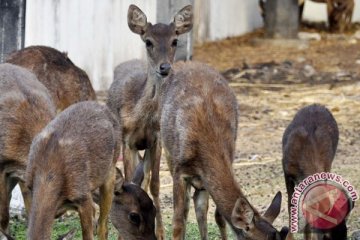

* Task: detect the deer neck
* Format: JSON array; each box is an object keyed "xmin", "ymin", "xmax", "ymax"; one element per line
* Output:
[
  {"xmin": 201, "ymin": 150, "xmax": 246, "ymax": 224},
  {"xmin": 140, "ymin": 66, "xmax": 164, "ymax": 111}
]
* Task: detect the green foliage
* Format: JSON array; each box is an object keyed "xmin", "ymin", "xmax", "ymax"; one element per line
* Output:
[{"xmin": 9, "ymin": 215, "xmax": 235, "ymax": 239}]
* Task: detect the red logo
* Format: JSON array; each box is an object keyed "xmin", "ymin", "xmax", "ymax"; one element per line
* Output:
[{"xmin": 301, "ymin": 183, "xmax": 349, "ymax": 229}]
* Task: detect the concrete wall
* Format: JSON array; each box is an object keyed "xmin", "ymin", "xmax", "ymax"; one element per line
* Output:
[
  {"xmin": 193, "ymin": 0, "xmax": 263, "ymax": 43},
  {"xmin": 25, "ymin": 0, "xmax": 156, "ymax": 90},
  {"xmin": 21, "ymin": 0, "xmax": 360, "ymax": 91}
]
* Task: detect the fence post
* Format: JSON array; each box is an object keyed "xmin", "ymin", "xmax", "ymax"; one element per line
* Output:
[
  {"xmin": 0, "ymin": 0, "xmax": 26, "ymax": 63},
  {"xmin": 156, "ymin": 0, "xmax": 194, "ymax": 61},
  {"xmin": 265, "ymin": 0, "xmax": 298, "ymax": 39}
]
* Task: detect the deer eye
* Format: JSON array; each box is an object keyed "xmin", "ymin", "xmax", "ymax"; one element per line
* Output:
[
  {"xmin": 171, "ymin": 39, "xmax": 178, "ymax": 47},
  {"xmin": 145, "ymin": 39, "xmax": 153, "ymax": 48},
  {"xmin": 128, "ymin": 212, "xmax": 141, "ymax": 226}
]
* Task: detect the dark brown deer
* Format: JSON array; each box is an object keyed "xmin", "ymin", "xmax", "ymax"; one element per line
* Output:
[
  {"xmin": 327, "ymin": 0, "xmax": 354, "ymax": 32},
  {"xmin": 160, "ymin": 61, "xmax": 287, "ymax": 240},
  {"xmin": 282, "ymin": 104, "xmax": 342, "ymax": 240},
  {"xmin": 91, "ymin": 167, "xmax": 157, "ymax": 240},
  {"xmin": 110, "ymin": 168, "xmax": 157, "ymax": 240},
  {"xmin": 25, "ymin": 101, "xmax": 120, "ymax": 240},
  {"xmin": 0, "ymin": 63, "xmax": 56, "ymax": 239},
  {"xmin": 259, "ymin": 0, "xmax": 354, "ymax": 32},
  {"xmin": 107, "ymin": 4, "xmax": 193, "ymax": 239},
  {"xmin": 6, "ymin": 46, "xmax": 96, "ymax": 112}
]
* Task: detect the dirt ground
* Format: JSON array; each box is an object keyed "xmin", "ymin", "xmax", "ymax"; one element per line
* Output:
[{"xmin": 152, "ymin": 25, "xmax": 360, "ymax": 238}]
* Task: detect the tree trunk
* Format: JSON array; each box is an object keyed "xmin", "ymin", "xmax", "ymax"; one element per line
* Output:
[
  {"xmin": 265, "ymin": 0, "xmax": 299, "ymax": 39},
  {"xmin": 0, "ymin": 0, "xmax": 26, "ymax": 63}
]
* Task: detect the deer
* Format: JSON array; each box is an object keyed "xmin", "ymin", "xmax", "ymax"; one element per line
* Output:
[
  {"xmin": 107, "ymin": 4, "xmax": 193, "ymax": 239},
  {"xmin": 25, "ymin": 101, "xmax": 120, "ymax": 240},
  {"xmin": 160, "ymin": 61, "xmax": 288, "ymax": 240},
  {"xmin": 0, "ymin": 63, "xmax": 56, "ymax": 239},
  {"xmin": 282, "ymin": 104, "xmax": 345, "ymax": 240},
  {"xmin": 110, "ymin": 167, "xmax": 157, "ymax": 240},
  {"xmin": 90, "ymin": 165, "xmax": 157, "ymax": 240},
  {"xmin": 6, "ymin": 45, "xmax": 96, "ymax": 112},
  {"xmin": 259, "ymin": 0, "xmax": 354, "ymax": 32}
]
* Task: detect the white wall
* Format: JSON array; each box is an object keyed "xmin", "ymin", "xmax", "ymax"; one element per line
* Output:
[
  {"xmin": 24, "ymin": 0, "xmax": 360, "ymax": 91},
  {"xmin": 208, "ymin": 0, "xmax": 263, "ymax": 41},
  {"xmin": 25, "ymin": 0, "xmax": 156, "ymax": 90}
]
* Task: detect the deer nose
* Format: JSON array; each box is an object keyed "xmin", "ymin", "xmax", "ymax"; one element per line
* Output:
[{"xmin": 159, "ymin": 63, "xmax": 171, "ymax": 76}]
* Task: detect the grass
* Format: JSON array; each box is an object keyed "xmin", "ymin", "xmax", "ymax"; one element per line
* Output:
[{"xmin": 9, "ymin": 214, "xmax": 235, "ymax": 239}]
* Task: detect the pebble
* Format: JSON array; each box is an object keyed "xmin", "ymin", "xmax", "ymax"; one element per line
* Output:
[
  {"xmin": 303, "ymin": 64, "xmax": 316, "ymax": 78},
  {"xmin": 298, "ymin": 32, "xmax": 321, "ymax": 41}
]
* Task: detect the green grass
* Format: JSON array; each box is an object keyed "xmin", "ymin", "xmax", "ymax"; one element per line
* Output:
[{"xmin": 9, "ymin": 214, "xmax": 235, "ymax": 239}]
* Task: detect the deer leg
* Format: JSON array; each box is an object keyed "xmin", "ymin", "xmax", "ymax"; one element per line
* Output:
[
  {"xmin": 172, "ymin": 173, "xmax": 191, "ymax": 240},
  {"xmin": 78, "ymin": 194, "xmax": 94, "ymax": 240},
  {"xmin": 123, "ymin": 143, "xmax": 138, "ymax": 181},
  {"xmin": 142, "ymin": 149, "xmax": 151, "ymax": 192},
  {"xmin": 19, "ymin": 181, "xmax": 31, "ymax": 216},
  {"xmin": 149, "ymin": 142, "xmax": 164, "ymax": 240},
  {"xmin": 98, "ymin": 168, "xmax": 116, "ymax": 240},
  {"xmin": 0, "ymin": 172, "xmax": 10, "ymax": 236},
  {"xmin": 193, "ymin": 189, "xmax": 209, "ymax": 240},
  {"xmin": 215, "ymin": 208, "xmax": 227, "ymax": 240},
  {"xmin": 285, "ymin": 175, "xmax": 295, "ymax": 240}
]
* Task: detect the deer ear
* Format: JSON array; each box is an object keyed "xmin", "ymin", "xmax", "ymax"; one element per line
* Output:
[
  {"xmin": 132, "ymin": 160, "xmax": 145, "ymax": 186},
  {"xmin": 231, "ymin": 197, "xmax": 255, "ymax": 229},
  {"xmin": 263, "ymin": 191, "xmax": 282, "ymax": 223},
  {"xmin": 173, "ymin": 5, "xmax": 193, "ymax": 35},
  {"xmin": 114, "ymin": 167, "xmax": 125, "ymax": 196},
  {"xmin": 128, "ymin": 4, "xmax": 148, "ymax": 35}
]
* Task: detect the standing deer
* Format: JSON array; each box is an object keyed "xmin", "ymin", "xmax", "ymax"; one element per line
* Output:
[
  {"xmin": 160, "ymin": 61, "xmax": 288, "ymax": 240},
  {"xmin": 259, "ymin": 0, "xmax": 354, "ymax": 32},
  {"xmin": 282, "ymin": 104, "xmax": 344, "ymax": 239},
  {"xmin": 6, "ymin": 45, "xmax": 96, "ymax": 112},
  {"xmin": 107, "ymin": 4, "xmax": 193, "ymax": 239},
  {"xmin": 0, "ymin": 63, "xmax": 56, "ymax": 239},
  {"xmin": 26, "ymin": 101, "xmax": 119, "ymax": 240}
]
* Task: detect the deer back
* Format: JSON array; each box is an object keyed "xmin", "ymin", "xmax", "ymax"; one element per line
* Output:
[{"xmin": 6, "ymin": 46, "xmax": 96, "ymax": 111}]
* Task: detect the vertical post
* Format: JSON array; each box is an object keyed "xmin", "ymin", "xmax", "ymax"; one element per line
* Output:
[
  {"xmin": 156, "ymin": 0, "xmax": 194, "ymax": 61},
  {"xmin": 0, "ymin": 0, "xmax": 26, "ymax": 63},
  {"xmin": 265, "ymin": 0, "xmax": 298, "ymax": 39}
]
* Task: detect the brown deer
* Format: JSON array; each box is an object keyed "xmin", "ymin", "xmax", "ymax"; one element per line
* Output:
[
  {"xmin": 110, "ymin": 168, "xmax": 157, "ymax": 240},
  {"xmin": 25, "ymin": 101, "xmax": 120, "ymax": 240},
  {"xmin": 259, "ymin": 0, "xmax": 354, "ymax": 32},
  {"xmin": 327, "ymin": 0, "xmax": 354, "ymax": 32},
  {"xmin": 6, "ymin": 45, "xmax": 96, "ymax": 112},
  {"xmin": 0, "ymin": 63, "xmax": 56, "ymax": 239},
  {"xmin": 107, "ymin": 4, "xmax": 193, "ymax": 239},
  {"xmin": 91, "ymin": 166, "xmax": 157, "ymax": 240},
  {"xmin": 282, "ymin": 104, "xmax": 344, "ymax": 240},
  {"xmin": 90, "ymin": 167, "xmax": 157, "ymax": 240},
  {"xmin": 160, "ymin": 61, "xmax": 288, "ymax": 240}
]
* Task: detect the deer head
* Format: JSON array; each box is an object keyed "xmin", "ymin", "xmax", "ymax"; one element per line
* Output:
[
  {"xmin": 231, "ymin": 192, "xmax": 288, "ymax": 240},
  {"xmin": 127, "ymin": 4, "xmax": 193, "ymax": 79}
]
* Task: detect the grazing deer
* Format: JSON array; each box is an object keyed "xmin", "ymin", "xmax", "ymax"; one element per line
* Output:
[
  {"xmin": 0, "ymin": 63, "xmax": 56, "ymax": 239},
  {"xmin": 92, "ymin": 167, "xmax": 157, "ymax": 240},
  {"xmin": 110, "ymin": 168, "xmax": 157, "ymax": 240},
  {"xmin": 259, "ymin": 0, "xmax": 354, "ymax": 32},
  {"xmin": 6, "ymin": 45, "xmax": 96, "ymax": 112},
  {"xmin": 25, "ymin": 101, "xmax": 120, "ymax": 240},
  {"xmin": 282, "ymin": 104, "xmax": 343, "ymax": 240},
  {"xmin": 160, "ymin": 61, "xmax": 288, "ymax": 240},
  {"xmin": 107, "ymin": 4, "xmax": 193, "ymax": 239}
]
